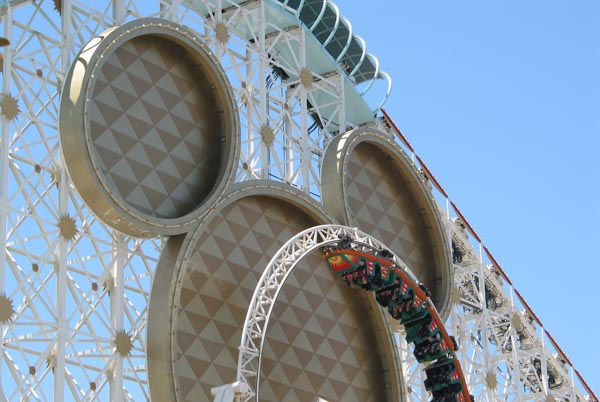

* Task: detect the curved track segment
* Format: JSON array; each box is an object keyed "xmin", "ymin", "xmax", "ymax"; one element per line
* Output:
[
  {"xmin": 323, "ymin": 239, "xmax": 471, "ymax": 402},
  {"xmin": 225, "ymin": 224, "xmax": 471, "ymax": 402},
  {"xmin": 0, "ymin": 0, "xmax": 596, "ymax": 401}
]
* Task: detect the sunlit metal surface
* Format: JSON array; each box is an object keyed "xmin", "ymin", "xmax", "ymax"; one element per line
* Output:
[{"xmin": 0, "ymin": 1, "xmax": 595, "ymax": 401}]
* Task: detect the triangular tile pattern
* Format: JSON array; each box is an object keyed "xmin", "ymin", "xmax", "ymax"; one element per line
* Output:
[
  {"xmin": 344, "ymin": 143, "xmax": 432, "ymax": 284},
  {"xmin": 260, "ymin": 253, "xmax": 387, "ymax": 402},
  {"xmin": 88, "ymin": 35, "xmax": 221, "ymax": 219},
  {"xmin": 175, "ymin": 196, "xmax": 387, "ymax": 402}
]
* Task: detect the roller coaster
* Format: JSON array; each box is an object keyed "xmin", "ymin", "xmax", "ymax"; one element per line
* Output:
[
  {"xmin": 0, "ymin": 0, "xmax": 597, "ymax": 401},
  {"xmin": 323, "ymin": 235, "xmax": 472, "ymax": 402}
]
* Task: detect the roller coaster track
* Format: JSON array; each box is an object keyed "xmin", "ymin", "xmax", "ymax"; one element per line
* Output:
[
  {"xmin": 0, "ymin": 0, "xmax": 597, "ymax": 401},
  {"xmin": 382, "ymin": 110, "xmax": 599, "ymax": 402},
  {"xmin": 213, "ymin": 224, "xmax": 472, "ymax": 402}
]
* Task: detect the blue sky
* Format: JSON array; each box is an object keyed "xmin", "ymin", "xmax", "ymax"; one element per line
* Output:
[{"xmin": 340, "ymin": 0, "xmax": 599, "ymax": 395}]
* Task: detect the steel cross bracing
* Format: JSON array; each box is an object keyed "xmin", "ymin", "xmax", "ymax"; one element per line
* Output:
[
  {"xmin": 0, "ymin": 0, "xmax": 595, "ymax": 401},
  {"xmin": 380, "ymin": 113, "xmax": 598, "ymax": 401},
  {"xmin": 0, "ymin": 1, "xmax": 161, "ymax": 401},
  {"xmin": 0, "ymin": 1, "xmax": 373, "ymax": 400},
  {"xmin": 445, "ymin": 221, "xmax": 591, "ymax": 402}
]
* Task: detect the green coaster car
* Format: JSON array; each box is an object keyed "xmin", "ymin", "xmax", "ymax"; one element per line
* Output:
[{"xmin": 425, "ymin": 357, "xmax": 463, "ymax": 400}]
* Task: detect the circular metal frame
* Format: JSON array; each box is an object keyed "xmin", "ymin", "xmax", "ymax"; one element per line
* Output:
[
  {"xmin": 1, "ymin": 1, "xmax": 596, "ymax": 401},
  {"xmin": 60, "ymin": 18, "xmax": 239, "ymax": 237}
]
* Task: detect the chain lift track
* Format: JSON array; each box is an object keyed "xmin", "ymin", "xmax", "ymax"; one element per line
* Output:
[{"xmin": 0, "ymin": 0, "xmax": 597, "ymax": 401}]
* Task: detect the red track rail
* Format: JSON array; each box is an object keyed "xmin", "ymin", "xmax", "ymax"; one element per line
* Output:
[{"xmin": 324, "ymin": 248, "xmax": 472, "ymax": 402}]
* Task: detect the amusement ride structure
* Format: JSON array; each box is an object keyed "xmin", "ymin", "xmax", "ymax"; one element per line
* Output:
[{"xmin": 0, "ymin": 0, "xmax": 596, "ymax": 401}]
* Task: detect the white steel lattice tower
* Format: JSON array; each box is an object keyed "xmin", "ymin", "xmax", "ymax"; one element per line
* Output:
[{"xmin": 0, "ymin": 1, "xmax": 596, "ymax": 402}]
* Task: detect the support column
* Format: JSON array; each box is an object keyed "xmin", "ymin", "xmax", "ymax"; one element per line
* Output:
[
  {"xmin": 258, "ymin": 0, "xmax": 269, "ymax": 180},
  {"xmin": 55, "ymin": 183, "xmax": 68, "ymax": 402},
  {"xmin": 0, "ymin": 0, "xmax": 13, "ymax": 293},
  {"xmin": 159, "ymin": 0, "xmax": 179, "ymax": 21},
  {"xmin": 0, "ymin": 7, "xmax": 14, "ymax": 402},
  {"xmin": 298, "ymin": 28, "xmax": 310, "ymax": 192},
  {"xmin": 113, "ymin": 0, "xmax": 126, "ymax": 23},
  {"xmin": 54, "ymin": 0, "xmax": 73, "ymax": 399},
  {"xmin": 337, "ymin": 71, "xmax": 345, "ymax": 134},
  {"xmin": 243, "ymin": 45, "xmax": 256, "ymax": 179},
  {"xmin": 283, "ymin": 87, "xmax": 293, "ymax": 182},
  {"xmin": 110, "ymin": 233, "xmax": 127, "ymax": 401},
  {"xmin": 476, "ymin": 247, "xmax": 496, "ymax": 402}
]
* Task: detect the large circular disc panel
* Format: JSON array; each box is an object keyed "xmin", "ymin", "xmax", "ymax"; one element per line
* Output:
[
  {"xmin": 60, "ymin": 18, "xmax": 239, "ymax": 237},
  {"xmin": 147, "ymin": 181, "xmax": 403, "ymax": 402}
]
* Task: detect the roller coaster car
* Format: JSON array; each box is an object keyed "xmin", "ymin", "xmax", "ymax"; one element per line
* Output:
[
  {"xmin": 376, "ymin": 279, "xmax": 411, "ymax": 309},
  {"xmin": 412, "ymin": 327, "xmax": 455, "ymax": 363},
  {"xmin": 424, "ymin": 357, "xmax": 463, "ymax": 401},
  {"xmin": 388, "ymin": 290, "xmax": 429, "ymax": 322},
  {"xmin": 323, "ymin": 243, "xmax": 471, "ymax": 401},
  {"xmin": 430, "ymin": 390, "xmax": 461, "ymax": 402},
  {"xmin": 424, "ymin": 357, "xmax": 461, "ymax": 390},
  {"xmin": 413, "ymin": 337, "xmax": 448, "ymax": 363},
  {"xmin": 323, "ymin": 248, "xmax": 397, "ymax": 291},
  {"xmin": 403, "ymin": 311, "xmax": 441, "ymax": 345}
]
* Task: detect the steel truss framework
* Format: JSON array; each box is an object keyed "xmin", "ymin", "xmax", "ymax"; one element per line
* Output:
[
  {"xmin": 384, "ymin": 111, "xmax": 597, "ymax": 402},
  {"xmin": 0, "ymin": 0, "xmax": 596, "ymax": 401}
]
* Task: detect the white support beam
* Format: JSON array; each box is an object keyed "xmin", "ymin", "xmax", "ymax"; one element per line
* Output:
[
  {"xmin": 0, "ymin": 1, "xmax": 596, "ymax": 401},
  {"xmin": 54, "ymin": 2, "xmax": 73, "ymax": 398},
  {"xmin": 0, "ymin": 7, "xmax": 13, "ymax": 402},
  {"xmin": 110, "ymin": 233, "xmax": 126, "ymax": 402},
  {"xmin": 211, "ymin": 382, "xmax": 251, "ymax": 402},
  {"xmin": 113, "ymin": 0, "xmax": 126, "ymax": 23}
]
